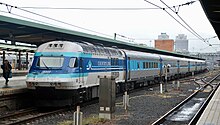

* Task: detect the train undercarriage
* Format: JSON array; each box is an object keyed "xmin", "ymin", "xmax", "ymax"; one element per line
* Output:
[{"xmin": 30, "ymin": 69, "xmax": 207, "ymax": 107}]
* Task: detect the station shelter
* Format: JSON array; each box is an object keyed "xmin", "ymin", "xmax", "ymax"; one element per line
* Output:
[{"xmin": 0, "ymin": 42, "xmax": 36, "ymax": 70}]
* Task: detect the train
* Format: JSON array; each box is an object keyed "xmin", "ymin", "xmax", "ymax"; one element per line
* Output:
[{"xmin": 26, "ymin": 41, "xmax": 206, "ymax": 107}]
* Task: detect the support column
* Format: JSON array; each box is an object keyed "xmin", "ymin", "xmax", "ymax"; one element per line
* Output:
[
  {"xmin": 18, "ymin": 51, "xmax": 21, "ymax": 70},
  {"xmin": 2, "ymin": 50, "xmax": 5, "ymax": 64},
  {"xmin": 26, "ymin": 52, "xmax": 28, "ymax": 70}
]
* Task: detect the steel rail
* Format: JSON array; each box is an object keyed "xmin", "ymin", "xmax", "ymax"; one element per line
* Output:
[{"xmin": 151, "ymin": 72, "xmax": 220, "ymax": 125}]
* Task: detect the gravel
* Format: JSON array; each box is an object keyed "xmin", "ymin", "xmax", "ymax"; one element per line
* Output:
[
  {"xmin": 30, "ymin": 77, "xmax": 198, "ymax": 125},
  {"xmin": 111, "ymin": 81, "xmax": 197, "ymax": 125}
]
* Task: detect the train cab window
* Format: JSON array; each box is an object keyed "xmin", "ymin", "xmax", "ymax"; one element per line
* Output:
[
  {"xmin": 37, "ymin": 56, "xmax": 64, "ymax": 68},
  {"xmin": 69, "ymin": 58, "xmax": 78, "ymax": 68}
]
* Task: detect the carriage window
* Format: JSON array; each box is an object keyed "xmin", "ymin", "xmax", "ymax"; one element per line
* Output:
[
  {"xmin": 111, "ymin": 58, "xmax": 119, "ymax": 65},
  {"xmin": 149, "ymin": 62, "xmax": 152, "ymax": 68},
  {"xmin": 37, "ymin": 57, "xmax": 64, "ymax": 68},
  {"xmin": 146, "ymin": 62, "xmax": 149, "ymax": 68},
  {"xmin": 143, "ymin": 62, "xmax": 146, "ymax": 69},
  {"xmin": 69, "ymin": 58, "xmax": 78, "ymax": 68},
  {"xmin": 137, "ymin": 62, "xmax": 140, "ymax": 69}
]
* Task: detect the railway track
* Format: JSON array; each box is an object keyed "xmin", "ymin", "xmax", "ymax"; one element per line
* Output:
[
  {"xmin": 0, "ymin": 71, "xmax": 218, "ymax": 125},
  {"xmin": 0, "ymin": 107, "xmax": 69, "ymax": 125},
  {"xmin": 152, "ymin": 72, "xmax": 220, "ymax": 125}
]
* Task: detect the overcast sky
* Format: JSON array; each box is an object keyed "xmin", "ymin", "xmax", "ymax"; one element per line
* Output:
[{"xmin": 0, "ymin": 0, "xmax": 219, "ymax": 53}]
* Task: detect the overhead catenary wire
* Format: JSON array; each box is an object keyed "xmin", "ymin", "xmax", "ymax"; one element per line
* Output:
[
  {"xmin": 20, "ymin": 7, "xmax": 161, "ymax": 10},
  {"xmin": 160, "ymin": 0, "xmax": 217, "ymax": 51},
  {"xmin": 160, "ymin": 0, "xmax": 205, "ymax": 42},
  {"xmin": 0, "ymin": 2, "xmax": 113, "ymax": 39},
  {"xmin": 0, "ymin": 1, "xmax": 216, "ymax": 51},
  {"xmin": 17, "ymin": 8, "xmax": 113, "ymax": 38},
  {"xmin": 19, "ymin": 2, "xmax": 197, "ymax": 11},
  {"xmin": 0, "ymin": 2, "xmax": 163, "ymax": 43},
  {"xmin": 0, "ymin": 10, "xmax": 64, "ymax": 29},
  {"xmin": 143, "ymin": 0, "xmax": 211, "ymax": 46}
]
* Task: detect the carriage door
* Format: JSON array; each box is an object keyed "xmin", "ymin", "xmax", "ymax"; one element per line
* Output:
[
  {"xmin": 79, "ymin": 57, "xmax": 84, "ymax": 84},
  {"xmin": 128, "ymin": 57, "xmax": 131, "ymax": 80},
  {"xmin": 188, "ymin": 61, "xmax": 190, "ymax": 72},
  {"xmin": 195, "ymin": 62, "xmax": 197, "ymax": 71}
]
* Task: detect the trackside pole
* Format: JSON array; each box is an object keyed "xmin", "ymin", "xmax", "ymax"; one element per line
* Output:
[
  {"xmin": 172, "ymin": 81, "xmax": 175, "ymax": 88},
  {"xmin": 192, "ymin": 71, "xmax": 195, "ymax": 80},
  {"xmin": 73, "ymin": 106, "xmax": 82, "ymax": 125},
  {"xmin": 165, "ymin": 69, "xmax": 168, "ymax": 92},
  {"xmin": 160, "ymin": 83, "xmax": 163, "ymax": 94},
  {"xmin": 177, "ymin": 81, "xmax": 180, "ymax": 90},
  {"xmin": 123, "ymin": 91, "xmax": 129, "ymax": 110}
]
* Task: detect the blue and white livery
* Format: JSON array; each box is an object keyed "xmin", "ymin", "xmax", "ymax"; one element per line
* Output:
[{"xmin": 26, "ymin": 41, "xmax": 206, "ymax": 107}]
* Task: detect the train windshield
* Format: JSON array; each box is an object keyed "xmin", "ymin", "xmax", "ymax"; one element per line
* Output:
[{"xmin": 37, "ymin": 57, "xmax": 64, "ymax": 68}]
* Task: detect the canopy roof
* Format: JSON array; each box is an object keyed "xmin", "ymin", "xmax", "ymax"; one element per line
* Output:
[{"xmin": 0, "ymin": 15, "xmax": 204, "ymax": 60}]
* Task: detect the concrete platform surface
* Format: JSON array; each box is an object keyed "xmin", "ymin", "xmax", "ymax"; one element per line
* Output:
[
  {"xmin": 196, "ymin": 85, "xmax": 220, "ymax": 125},
  {"xmin": 0, "ymin": 76, "xmax": 26, "ymax": 88}
]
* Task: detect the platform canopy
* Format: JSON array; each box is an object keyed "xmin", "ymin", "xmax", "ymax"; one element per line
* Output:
[
  {"xmin": 0, "ymin": 42, "xmax": 36, "ymax": 52},
  {"xmin": 200, "ymin": 0, "xmax": 220, "ymax": 38},
  {"xmin": 0, "ymin": 15, "xmax": 203, "ymax": 60}
]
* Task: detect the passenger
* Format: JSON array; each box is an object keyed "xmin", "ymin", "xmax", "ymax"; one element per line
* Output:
[{"xmin": 1, "ymin": 60, "xmax": 12, "ymax": 86}]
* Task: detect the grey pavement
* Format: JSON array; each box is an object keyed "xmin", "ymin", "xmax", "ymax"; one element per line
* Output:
[{"xmin": 0, "ymin": 76, "xmax": 26, "ymax": 88}]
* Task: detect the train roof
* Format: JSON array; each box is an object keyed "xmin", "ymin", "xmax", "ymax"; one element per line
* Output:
[
  {"xmin": 37, "ymin": 41, "xmax": 83, "ymax": 52},
  {"xmin": 77, "ymin": 42, "xmax": 124, "ymax": 57},
  {"xmin": 37, "ymin": 41, "xmax": 124, "ymax": 57},
  {"xmin": 123, "ymin": 49, "xmax": 160, "ymax": 60},
  {"xmin": 37, "ymin": 41, "xmax": 206, "ymax": 62}
]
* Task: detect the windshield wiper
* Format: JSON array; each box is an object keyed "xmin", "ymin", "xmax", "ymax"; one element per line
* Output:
[{"xmin": 42, "ymin": 60, "xmax": 50, "ymax": 69}]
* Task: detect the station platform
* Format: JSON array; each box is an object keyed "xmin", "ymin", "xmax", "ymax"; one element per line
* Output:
[
  {"xmin": 196, "ymin": 84, "xmax": 220, "ymax": 125},
  {"xmin": 0, "ymin": 75, "xmax": 27, "ymax": 96},
  {"xmin": 0, "ymin": 69, "xmax": 28, "ymax": 77}
]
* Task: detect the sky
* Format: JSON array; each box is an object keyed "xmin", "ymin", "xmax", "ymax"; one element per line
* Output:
[{"xmin": 0, "ymin": 0, "xmax": 219, "ymax": 53}]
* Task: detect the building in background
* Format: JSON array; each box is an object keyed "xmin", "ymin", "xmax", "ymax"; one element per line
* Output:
[
  {"xmin": 190, "ymin": 52, "xmax": 220, "ymax": 70},
  {"xmin": 175, "ymin": 34, "xmax": 189, "ymax": 53},
  {"xmin": 155, "ymin": 33, "xmax": 174, "ymax": 52}
]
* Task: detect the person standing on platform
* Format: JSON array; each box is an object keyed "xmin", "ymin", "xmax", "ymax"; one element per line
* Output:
[{"xmin": 1, "ymin": 60, "xmax": 12, "ymax": 86}]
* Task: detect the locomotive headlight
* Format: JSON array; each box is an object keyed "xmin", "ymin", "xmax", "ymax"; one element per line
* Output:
[
  {"xmin": 35, "ymin": 82, "xmax": 38, "ymax": 86},
  {"xmin": 50, "ymin": 83, "xmax": 57, "ymax": 86}
]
